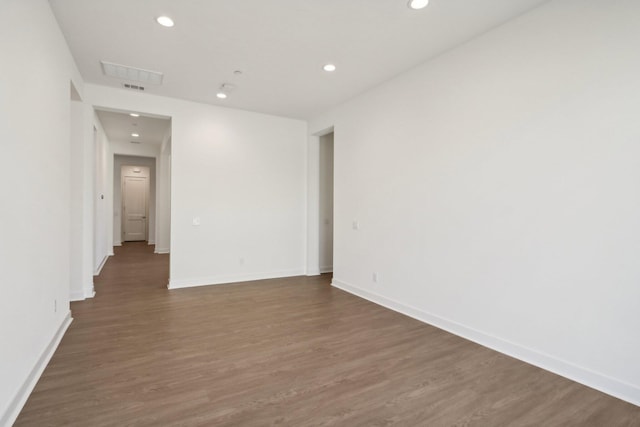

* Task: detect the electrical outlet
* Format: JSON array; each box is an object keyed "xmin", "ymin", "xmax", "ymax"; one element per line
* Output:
[
  {"xmin": 352, "ymin": 220, "xmax": 360, "ymax": 230},
  {"xmin": 239, "ymin": 257, "xmax": 245, "ymax": 265}
]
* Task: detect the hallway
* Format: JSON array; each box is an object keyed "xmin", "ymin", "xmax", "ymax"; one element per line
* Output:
[{"xmin": 15, "ymin": 244, "xmax": 640, "ymax": 426}]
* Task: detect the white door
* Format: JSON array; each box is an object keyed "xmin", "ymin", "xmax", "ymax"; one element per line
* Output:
[{"xmin": 123, "ymin": 176, "xmax": 148, "ymax": 241}]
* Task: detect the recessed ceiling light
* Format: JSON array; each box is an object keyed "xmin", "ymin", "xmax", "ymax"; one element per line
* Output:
[
  {"xmin": 408, "ymin": 0, "xmax": 429, "ymax": 10},
  {"xmin": 216, "ymin": 83, "xmax": 235, "ymax": 99},
  {"xmin": 129, "ymin": 113, "xmax": 140, "ymax": 117},
  {"xmin": 131, "ymin": 133, "xmax": 140, "ymax": 137},
  {"xmin": 156, "ymin": 16, "xmax": 174, "ymax": 27},
  {"xmin": 323, "ymin": 64, "xmax": 336, "ymax": 72}
]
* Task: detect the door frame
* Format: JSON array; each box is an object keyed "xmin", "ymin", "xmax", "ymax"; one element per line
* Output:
[{"xmin": 121, "ymin": 166, "xmax": 150, "ymax": 242}]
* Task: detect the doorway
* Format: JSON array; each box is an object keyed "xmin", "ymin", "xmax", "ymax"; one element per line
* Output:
[
  {"xmin": 113, "ymin": 156, "xmax": 156, "ymax": 245},
  {"xmin": 122, "ymin": 166, "xmax": 149, "ymax": 242},
  {"xmin": 89, "ymin": 108, "xmax": 171, "ymax": 289},
  {"xmin": 319, "ymin": 132, "xmax": 334, "ymax": 273}
]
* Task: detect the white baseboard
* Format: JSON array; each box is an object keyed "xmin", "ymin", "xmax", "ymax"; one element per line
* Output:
[
  {"xmin": 93, "ymin": 255, "xmax": 109, "ymax": 276},
  {"xmin": 331, "ymin": 278, "xmax": 640, "ymax": 408},
  {"xmin": 306, "ymin": 269, "xmax": 321, "ymax": 276},
  {"xmin": 154, "ymin": 248, "xmax": 170, "ymax": 254},
  {"xmin": 168, "ymin": 269, "xmax": 304, "ymax": 290},
  {"xmin": 84, "ymin": 285, "xmax": 95, "ymax": 299},
  {"xmin": 320, "ymin": 266, "xmax": 333, "ymax": 274},
  {"xmin": 69, "ymin": 291, "xmax": 85, "ymax": 302},
  {"xmin": 148, "ymin": 240, "xmax": 155, "ymax": 245},
  {"xmin": 70, "ymin": 283, "xmax": 95, "ymax": 302},
  {"xmin": 1, "ymin": 312, "xmax": 72, "ymax": 427},
  {"xmin": 113, "ymin": 242, "xmax": 122, "ymax": 247}
]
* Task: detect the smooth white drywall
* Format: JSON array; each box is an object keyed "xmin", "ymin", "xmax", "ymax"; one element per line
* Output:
[
  {"xmin": 110, "ymin": 139, "xmax": 162, "ymax": 158},
  {"xmin": 70, "ymin": 100, "xmax": 88, "ymax": 301},
  {"xmin": 85, "ymin": 84, "xmax": 308, "ymax": 287},
  {"xmin": 0, "ymin": 0, "xmax": 83, "ymax": 424},
  {"xmin": 70, "ymin": 101, "xmax": 98, "ymax": 300},
  {"xmin": 113, "ymin": 157, "xmax": 156, "ymax": 245},
  {"xmin": 310, "ymin": 0, "xmax": 640, "ymax": 405},
  {"xmin": 155, "ymin": 135, "xmax": 172, "ymax": 254},
  {"xmin": 93, "ymin": 114, "xmax": 110, "ymax": 274},
  {"xmin": 306, "ymin": 134, "xmax": 320, "ymax": 275},
  {"xmin": 319, "ymin": 133, "xmax": 334, "ymax": 272}
]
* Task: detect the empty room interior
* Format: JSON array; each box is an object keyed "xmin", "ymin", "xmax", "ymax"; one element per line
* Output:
[{"xmin": 2, "ymin": 0, "xmax": 640, "ymax": 425}]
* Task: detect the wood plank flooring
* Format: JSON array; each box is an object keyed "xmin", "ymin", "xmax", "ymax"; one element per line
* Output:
[{"xmin": 15, "ymin": 242, "xmax": 640, "ymax": 426}]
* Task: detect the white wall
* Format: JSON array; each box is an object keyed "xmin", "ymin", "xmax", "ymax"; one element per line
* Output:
[
  {"xmin": 113, "ymin": 157, "xmax": 156, "ymax": 245},
  {"xmin": 155, "ymin": 135, "xmax": 172, "ymax": 254},
  {"xmin": 306, "ymin": 135, "xmax": 320, "ymax": 276},
  {"xmin": 85, "ymin": 84, "xmax": 308, "ymax": 288},
  {"xmin": 0, "ymin": 1, "xmax": 83, "ymax": 424},
  {"xmin": 69, "ymin": 103, "xmax": 99, "ymax": 301},
  {"xmin": 309, "ymin": 0, "xmax": 640, "ymax": 406},
  {"xmin": 319, "ymin": 133, "xmax": 334, "ymax": 273},
  {"xmin": 69, "ymin": 100, "xmax": 94, "ymax": 301},
  {"xmin": 110, "ymin": 140, "xmax": 161, "ymax": 159},
  {"xmin": 93, "ymin": 114, "xmax": 110, "ymax": 274}
]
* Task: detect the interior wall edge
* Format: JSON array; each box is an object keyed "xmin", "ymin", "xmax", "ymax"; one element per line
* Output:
[
  {"xmin": 84, "ymin": 286, "xmax": 96, "ymax": 300},
  {"xmin": 331, "ymin": 278, "xmax": 640, "ymax": 408},
  {"xmin": 93, "ymin": 254, "xmax": 109, "ymax": 276},
  {"xmin": 168, "ymin": 269, "xmax": 306, "ymax": 290},
  {"xmin": 0, "ymin": 312, "xmax": 73, "ymax": 427},
  {"xmin": 69, "ymin": 292, "xmax": 85, "ymax": 302},
  {"xmin": 305, "ymin": 135, "xmax": 320, "ymax": 276}
]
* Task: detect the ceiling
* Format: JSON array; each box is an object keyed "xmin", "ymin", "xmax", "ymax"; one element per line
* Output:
[
  {"xmin": 51, "ymin": 0, "xmax": 550, "ymax": 119},
  {"xmin": 95, "ymin": 109, "xmax": 170, "ymax": 145}
]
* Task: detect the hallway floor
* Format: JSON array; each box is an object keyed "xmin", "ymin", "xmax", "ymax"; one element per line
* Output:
[{"xmin": 15, "ymin": 243, "xmax": 640, "ymax": 426}]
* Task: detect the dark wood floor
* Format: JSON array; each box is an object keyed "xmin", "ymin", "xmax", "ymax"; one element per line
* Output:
[{"xmin": 16, "ymin": 243, "xmax": 640, "ymax": 426}]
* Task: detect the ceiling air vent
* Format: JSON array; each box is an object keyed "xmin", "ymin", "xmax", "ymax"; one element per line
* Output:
[
  {"xmin": 101, "ymin": 60, "xmax": 163, "ymax": 85},
  {"xmin": 123, "ymin": 83, "xmax": 145, "ymax": 91},
  {"xmin": 130, "ymin": 140, "xmax": 141, "ymax": 144}
]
